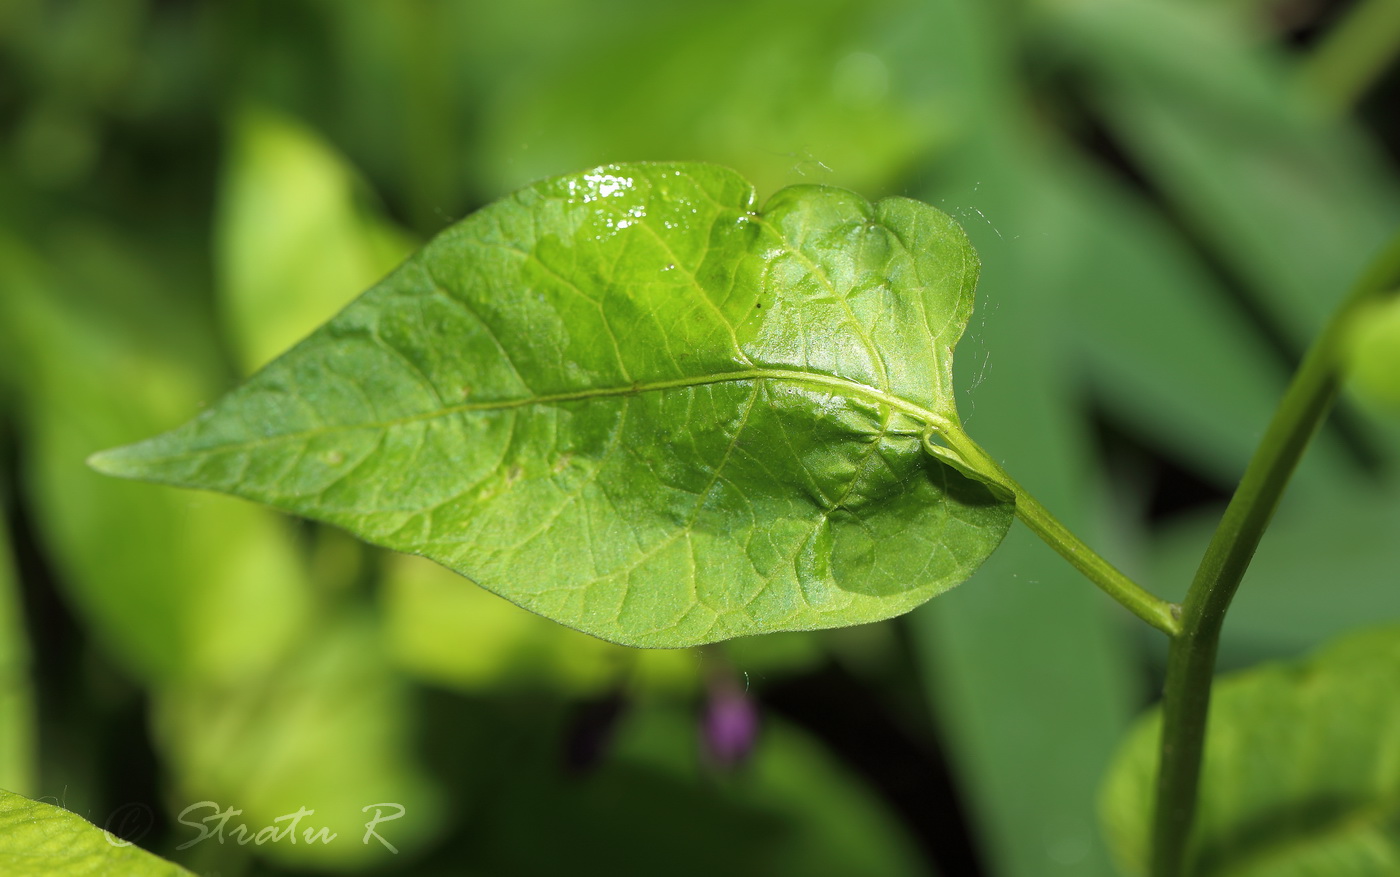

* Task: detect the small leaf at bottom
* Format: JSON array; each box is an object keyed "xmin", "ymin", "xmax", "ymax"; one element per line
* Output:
[
  {"xmin": 1101, "ymin": 625, "xmax": 1400, "ymax": 876},
  {"xmin": 0, "ymin": 789, "xmax": 193, "ymax": 877}
]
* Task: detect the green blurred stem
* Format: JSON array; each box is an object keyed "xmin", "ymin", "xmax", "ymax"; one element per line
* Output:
[
  {"xmin": 1149, "ymin": 234, "xmax": 1400, "ymax": 877},
  {"xmin": 937, "ymin": 430, "xmax": 1182, "ymax": 637},
  {"xmin": 1300, "ymin": 0, "xmax": 1400, "ymax": 114}
]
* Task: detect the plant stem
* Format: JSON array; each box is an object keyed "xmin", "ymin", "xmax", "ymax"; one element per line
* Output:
[
  {"xmin": 1299, "ymin": 0, "xmax": 1400, "ymax": 115},
  {"xmin": 1149, "ymin": 235, "xmax": 1400, "ymax": 877},
  {"xmin": 936, "ymin": 430, "xmax": 1182, "ymax": 637}
]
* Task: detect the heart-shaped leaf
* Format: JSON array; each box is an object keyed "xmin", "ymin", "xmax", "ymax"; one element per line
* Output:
[{"xmin": 91, "ymin": 163, "xmax": 1012, "ymax": 647}]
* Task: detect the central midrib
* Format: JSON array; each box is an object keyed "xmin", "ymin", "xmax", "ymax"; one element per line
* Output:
[
  {"xmin": 439, "ymin": 368, "xmax": 945, "ymax": 425},
  {"xmin": 112, "ymin": 368, "xmax": 955, "ymax": 464}
]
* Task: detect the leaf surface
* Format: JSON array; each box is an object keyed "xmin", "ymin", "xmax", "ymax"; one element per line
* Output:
[
  {"xmin": 91, "ymin": 162, "xmax": 1011, "ymax": 647},
  {"xmin": 0, "ymin": 789, "xmax": 192, "ymax": 877},
  {"xmin": 1101, "ymin": 625, "xmax": 1400, "ymax": 876}
]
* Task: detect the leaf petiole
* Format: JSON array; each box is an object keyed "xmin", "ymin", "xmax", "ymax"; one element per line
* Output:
[{"xmin": 930, "ymin": 427, "xmax": 1183, "ymax": 637}]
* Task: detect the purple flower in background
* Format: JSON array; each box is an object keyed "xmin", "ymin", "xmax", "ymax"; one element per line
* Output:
[{"xmin": 702, "ymin": 678, "xmax": 760, "ymax": 768}]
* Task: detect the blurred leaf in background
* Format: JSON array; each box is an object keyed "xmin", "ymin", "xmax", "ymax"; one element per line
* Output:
[
  {"xmin": 459, "ymin": 703, "xmax": 934, "ymax": 877},
  {"xmin": 1101, "ymin": 624, "xmax": 1400, "ymax": 875},
  {"xmin": 0, "ymin": 224, "xmax": 443, "ymax": 869},
  {"xmin": 0, "ymin": 231, "xmax": 309, "ymax": 685},
  {"xmin": 216, "ymin": 104, "xmax": 417, "ymax": 373},
  {"xmin": 467, "ymin": 0, "xmax": 950, "ymax": 198}
]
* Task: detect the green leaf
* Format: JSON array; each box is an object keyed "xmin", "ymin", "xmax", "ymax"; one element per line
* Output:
[
  {"xmin": 90, "ymin": 162, "xmax": 1012, "ymax": 648},
  {"xmin": 1101, "ymin": 625, "xmax": 1400, "ymax": 876},
  {"xmin": 0, "ymin": 789, "xmax": 193, "ymax": 877}
]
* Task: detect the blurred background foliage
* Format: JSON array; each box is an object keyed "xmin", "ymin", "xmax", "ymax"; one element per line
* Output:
[{"xmin": 1, "ymin": 0, "xmax": 1398, "ymax": 875}]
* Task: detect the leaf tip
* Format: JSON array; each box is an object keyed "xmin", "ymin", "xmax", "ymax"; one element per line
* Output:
[{"xmin": 86, "ymin": 443, "xmax": 148, "ymax": 479}]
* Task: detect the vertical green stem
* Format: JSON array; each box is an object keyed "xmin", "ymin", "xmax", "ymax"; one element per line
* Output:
[{"xmin": 1149, "ymin": 236, "xmax": 1400, "ymax": 876}]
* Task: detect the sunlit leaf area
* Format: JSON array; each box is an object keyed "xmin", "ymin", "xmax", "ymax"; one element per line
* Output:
[{"xmin": 2, "ymin": 2, "xmax": 1399, "ymax": 875}]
